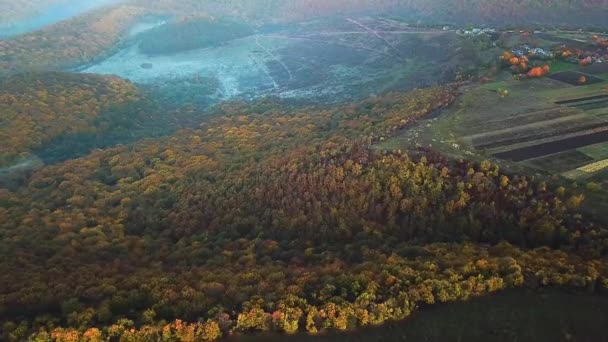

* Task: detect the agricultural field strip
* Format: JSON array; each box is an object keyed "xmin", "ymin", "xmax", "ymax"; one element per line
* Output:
[
  {"xmin": 535, "ymin": 32, "xmax": 591, "ymax": 48},
  {"xmin": 487, "ymin": 124, "xmax": 608, "ymax": 155},
  {"xmin": 581, "ymin": 65, "xmax": 608, "ymax": 75},
  {"xmin": 476, "ymin": 120, "xmax": 608, "ymax": 150},
  {"xmin": 492, "ymin": 128, "xmax": 608, "ymax": 162},
  {"xmin": 577, "ymin": 158, "xmax": 608, "ymax": 173},
  {"xmin": 543, "ymin": 87, "xmax": 608, "ymax": 111},
  {"xmin": 474, "ymin": 122, "xmax": 604, "ymax": 149},
  {"xmin": 536, "ymin": 85, "xmax": 606, "ymax": 102},
  {"xmin": 466, "ymin": 106, "xmax": 578, "ymax": 132},
  {"xmin": 579, "ymin": 142, "xmax": 608, "ymax": 160},
  {"xmin": 549, "ymin": 71, "xmax": 605, "ymax": 86},
  {"xmin": 524, "ymin": 150, "xmax": 594, "ymax": 173},
  {"xmin": 465, "ymin": 114, "xmax": 594, "ymax": 146},
  {"xmin": 459, "ymin": 101, "xmax": 555, "ymax": 133},
  {"xmin": 552, "ymin": 89, "xmax": 608, "ymax": 103},
  {"xmin": 574, "ymin": 101, "xmax": 608, "ymax": 112},
  {"xmin": 555, "ymin": 94, "xmax": 608, "ymax": 105},
  {"xmin": 591, "ymin": 109, "xmax": 608, "ymax": 118},
  {"xmin": 562, "ymin": 169, "xmax": 588, "ymax": 180},
  {"xmin": 562, "ymin": 159, "xmax": 608, "ymax": 180},
  {"xmin": 567, "ymin": 98, "xmax": 608, "ymax": 108}
]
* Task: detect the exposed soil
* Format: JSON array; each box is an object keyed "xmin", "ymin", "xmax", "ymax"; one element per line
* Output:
[
  {"xmin": 475, "ymin": 121, "xmax": 608, "ymax": 150},
  {"xmin": 493, "ymin": 129, "xmax": 608, "ymax": 161},
  {"xmin": 467, "ymin": 107, "xmax": 578, "ymax": 133},
  {"xmin": 527, "ymin": 150, "xmax": 594, "ymax": 173},
  {"xmin": 555, "ymin": 94, "xmax": 608, "ymax": 105},
  {"xmin": 549, "ymin": 71, "xmax": 605, "ymax": 86}
]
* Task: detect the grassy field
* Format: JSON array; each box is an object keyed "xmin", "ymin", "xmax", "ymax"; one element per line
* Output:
[{"xmin": 580, "ymin": 142, "xmax": 608, "ymax": 160}]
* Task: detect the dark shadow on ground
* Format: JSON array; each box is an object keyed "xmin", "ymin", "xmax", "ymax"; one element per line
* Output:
[{"xmin": 231, "ymin": 289, "xmax": 608, "ymax": 342}]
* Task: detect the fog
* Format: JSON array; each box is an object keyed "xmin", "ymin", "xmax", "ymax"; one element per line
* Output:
[
  {"xmin": 2, "ymin": 0, "xmax": 608, "ymax": 39},
  {"xmin": 3, "ymin": 0, "xmax": 607, "ymax": 105},
  {"xmin": 0, "ymin": 0, "xmax": 123, "ymax": 37}
]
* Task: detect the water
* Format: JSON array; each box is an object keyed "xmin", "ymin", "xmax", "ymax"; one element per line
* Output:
[{"xmin": 0, "ymin": 0, "xmax": 122, "ymax": 38}]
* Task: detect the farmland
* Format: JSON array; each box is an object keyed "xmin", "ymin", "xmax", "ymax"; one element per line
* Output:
[{"xmin": 378, "ymin": 31, "xmax": 608, "ymax": 219}]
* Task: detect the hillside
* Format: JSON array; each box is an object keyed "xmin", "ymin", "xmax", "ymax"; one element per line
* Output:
[
  {"xmin": 0, "ymin": 5, "xmax": 145, "ymax": 73},
  {"xmin": 1, "ymin": 2, "xmax": 608, "ymax": 341},
  {"xmin": 0, "ymin": 72, "xmax": 139, "ymax": 167},
  {"xmin": 135, "ymin": 0, "xmax": 608, "ymax": 26},
  {"xmin": 2, "ymin": 0, "xmax": 607, "ymax": 74},
  {"xmin": 1, "ymin": 86, "xmax": 607, "ymax": 341}
]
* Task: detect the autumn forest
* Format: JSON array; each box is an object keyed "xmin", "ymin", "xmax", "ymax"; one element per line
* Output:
[{"xmin": 1, "ymin": 1, "xmax": 608, "ymax": 341}]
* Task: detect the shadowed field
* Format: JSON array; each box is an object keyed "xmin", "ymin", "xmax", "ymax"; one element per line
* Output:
[{"xmin": 232, "ymin": 290, "xmax": 608, "ymax": 342}]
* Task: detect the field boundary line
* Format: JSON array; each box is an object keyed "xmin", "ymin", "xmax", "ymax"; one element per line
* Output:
[{"xmin": 577, "ymin": 158, "xmax": 608, "ymax": 173}]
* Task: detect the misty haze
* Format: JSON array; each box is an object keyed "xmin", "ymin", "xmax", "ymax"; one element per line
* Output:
[{"xmin": 1, "ymin": 1, "xmax": 608, "ymax": 341}]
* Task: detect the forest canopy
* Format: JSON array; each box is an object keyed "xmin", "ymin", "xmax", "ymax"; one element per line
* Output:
[
  {"xmin": 0, "ymin": 72, "xmax": 139, "ymax": 167},
  {"xmin": 1, "ymin": 1, "xmax": 608, "ymax": 341},
  {"xmin": 1, "ymin": 81, "xmax": 607, "ymax": 341}
]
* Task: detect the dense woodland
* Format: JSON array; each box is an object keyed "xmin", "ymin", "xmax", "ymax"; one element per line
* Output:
[
  {"xmin": 2, "ymin": 1, "xmax": 608, "ymax": 341},
  {"xmin": 1, "ymin": 75, "xmax": 607, "ymax": 340},
  {"xmin": 0, "ymin": 73, "xmax": 140, "ymax": 167},
  {"xmin": 0, "ymin": 5, "xmax": 145, "ymax": 73}
]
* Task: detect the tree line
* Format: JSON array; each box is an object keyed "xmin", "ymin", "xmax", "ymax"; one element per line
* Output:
[{"xmin": 1, "ymin": 80, "xmax": 607, "ymax": 341}]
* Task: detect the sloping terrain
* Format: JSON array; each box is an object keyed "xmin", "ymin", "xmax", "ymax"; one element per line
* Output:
[
  {"xmin": 0, "ymin": 72, "xmax": 139, "ymax": 166},
  {"xmin": 2, "ymin": 3, "xmax": 608, "ymax": 342},
  {"xmin": 83, "ymin": 17, "xmax": 482, "ymax": 106},
  {"xmin": 377, "ymin": 30, "xmax": 608, "ymax": 219}
]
